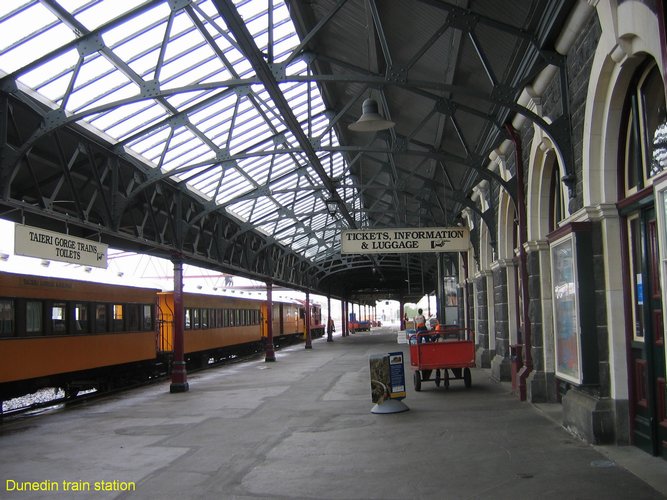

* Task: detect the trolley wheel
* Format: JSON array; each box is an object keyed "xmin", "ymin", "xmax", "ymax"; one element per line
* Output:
[
  {"xmin": 435, "ymin": 369, "xmax": 441, "ymax": 387},
  {"xmin": 444, "ymin": 369, "xmax": 450, "ymax": 389},
  {"xmin": 414, "ymin": 371, "xmax": 422, "ymax": 392},
  {"xmin": 464, "ymin": 367, "xmax": 472, "ymax": 388}
]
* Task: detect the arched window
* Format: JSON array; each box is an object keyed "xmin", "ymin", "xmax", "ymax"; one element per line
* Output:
[
  {"xmin": 622, "ymin": 63, "xmax": 667, "ymax": 194},
  {"xmin": 548, "ymin": 158, "xmax": 566, "ymax": 232}
]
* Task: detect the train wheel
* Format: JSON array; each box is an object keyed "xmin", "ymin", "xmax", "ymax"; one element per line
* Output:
[
  {"xmin": 464, "ymin": 368, "xmax": 472, "ymax": 388},
  {"xmin": 435, "ymin": 370, "xmax": 441, "ymax": 387},
  {"xmin": 64, "ymin": 387, "xmax": 79, "ymax": 399},
  {"xmin": 414, "ymin": 371, "xmax": 421, "ymax": 392}
]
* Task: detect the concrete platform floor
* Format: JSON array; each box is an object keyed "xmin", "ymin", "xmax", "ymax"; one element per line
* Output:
[{"xmin": 1, "ymin": 326, "xmax": 667, "ymax": 499}]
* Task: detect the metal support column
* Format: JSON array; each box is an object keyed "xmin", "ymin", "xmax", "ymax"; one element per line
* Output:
[
  {"xmin": 305, "ymin": 291, "xmax": 312, "ymax": 349},
  {"xmin": 506, "ymin": 123, "xmax": 532, "ymax": 401},
  {"xmin": 170, "ymin": 258, "xmax": 189, "ymax": 393},
  {"xmin": 327, "ymin": 295, "xmax": 334, "ymax": 342},
  {"xmin": 265, "ymin": 281, "xmax": 276, "ymax": 362},
  {"xmin": 437, "ymin": 253, "xmax": 445, "ymax": 324}
]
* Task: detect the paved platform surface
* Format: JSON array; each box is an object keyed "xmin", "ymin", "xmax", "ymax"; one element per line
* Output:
[{"xmin": 2, "ymin": 326, "xmax": 667, "ymax": 499}]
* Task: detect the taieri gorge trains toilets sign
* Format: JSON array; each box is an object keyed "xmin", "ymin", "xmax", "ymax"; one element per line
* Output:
[
  {"xmin": 14, "ymin": 224, "xmax": 108, "ymax": 268},
  {"xmin": 341, "ymin": 227, "xmax": 470, "ymax": 254}
]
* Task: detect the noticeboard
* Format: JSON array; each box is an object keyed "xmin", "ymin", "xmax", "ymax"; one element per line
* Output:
[{"xmin": 370, "ymin": 352, "xmax": 406, "ymax": 403}]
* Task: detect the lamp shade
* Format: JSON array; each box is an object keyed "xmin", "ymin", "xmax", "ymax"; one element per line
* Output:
[
  {"xmin": 325, "ymin": 199, "xmax": 337, "ymax": 215},
  {"xmin": 348, "ymin": 98, "xmax": 395, "ymax": 132}
]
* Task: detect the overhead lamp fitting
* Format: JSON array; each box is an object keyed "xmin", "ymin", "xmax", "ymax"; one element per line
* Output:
[
  {"xmin": 348, "ymin": 98, "xmax": 395, "ymax": 132},
  {"xmin": 325, "ymin": 198, "xmax": 338, "ymax": 215}
]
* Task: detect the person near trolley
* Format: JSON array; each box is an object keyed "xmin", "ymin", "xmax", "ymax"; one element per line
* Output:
[{"xmin": 414, "ymin": 308, "xmax": 428, "ymax": 343}]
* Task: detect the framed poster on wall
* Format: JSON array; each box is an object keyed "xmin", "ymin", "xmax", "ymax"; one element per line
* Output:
[
  {"xmin": 547, "ymin": 222, "xmax": 598, "ymax": 386},
  {"xmin": 551, "ymin": 234, "xmax": 581, "ymax": 383}
]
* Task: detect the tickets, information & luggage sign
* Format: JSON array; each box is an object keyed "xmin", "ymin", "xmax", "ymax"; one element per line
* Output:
[{"xmin": 341, "ymin": 227, "xmax": 469, "ymax": 254}]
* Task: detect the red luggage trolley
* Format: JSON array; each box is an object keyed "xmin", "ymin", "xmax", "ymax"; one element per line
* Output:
[{"xmin": 409, "ymin": 326, "xmax": 475, "ymax": 391}]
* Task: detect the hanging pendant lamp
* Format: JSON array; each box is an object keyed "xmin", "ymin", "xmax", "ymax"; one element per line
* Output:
[{"xmin": 348, "ymin": 98, "xmax": 395, "ymax": 132}]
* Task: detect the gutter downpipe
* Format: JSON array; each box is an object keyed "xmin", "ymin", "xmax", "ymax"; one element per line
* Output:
[
  {"xmin": 461, "ymin": 251, "xmax": 469, "ymax": 329},
  {"xmin": 505, "ymin": 123, "xmax": 532, "ymax": 401}
]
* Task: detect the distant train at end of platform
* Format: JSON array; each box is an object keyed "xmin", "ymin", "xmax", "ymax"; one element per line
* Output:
[{"xmin": 0, "ymin": 271, "xmax": 324, "ymax": 402}]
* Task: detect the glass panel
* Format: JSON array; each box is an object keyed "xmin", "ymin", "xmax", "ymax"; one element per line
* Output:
[
  {"xmin": 73, "ymin": 303, "xmax": 89, "ymax": 333},
  {"xmin": 626, "ymin": 112, "xmax": 640, "ymax": 190},
  {"xmin": 51, "ymin": 302, "xmax": 67, "ymax": 333},
  {"xmin": 642, "ymin": 66, "xmax": 667, "ymax": 178},
  {"xmin": 552, "ymin": 236, "xmax": 581, "ymax": 383},
  {"xmin": 26, "ymin": 301, "xmax": 43, "ymax": 335},
  {"xmin": 95, "ymin": 303, "xmax": 107, "ymax": 332},
  {"xmin": 126, "ymin": 304, "xmax": 139, "ymax": 331},
  {"xmin": 0, "ymin": 299, "xmax": 14, "ymax": 337},
  {"xmin": 142, "ymin": 304, "xmax": 153, "ymax": 331},
  {"xmin": 0, "ymin": 0, "xmax": 358, "ymax": 262},
  {"xmin": 201, "ymin": 308, "xmax": 208, "ymax": 329},
  {"xmin": 112, "ymin": 304, "xmax": 124, "ymax": 331},
  {"xmin": 629, "ymin": 217, "xmax": 645, "ymax": 340},
  {"xmin": 192, "ymin": 308, "xmax": 200, "ymax": 329}
]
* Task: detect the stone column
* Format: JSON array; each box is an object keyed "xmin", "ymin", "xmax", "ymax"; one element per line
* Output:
[
  {"xmin": 474, "ymin": 270, "xmax": 492, "ymax": 367},
  {"xmin": 525, "ymin": 240, "xmax": 558, "ymax": 402},
  {"xmin": 490, "ymin": 259, "xmax": 515, "ymax": 381}
]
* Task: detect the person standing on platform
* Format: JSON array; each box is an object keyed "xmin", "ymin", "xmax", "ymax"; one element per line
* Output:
[
  {"xmin": 327, "ymin": 317, "xmax": 335, "ymax": 342},
  {"xmin": 415, "ymin": 308, "xmax": 427, "ymax": 343}
]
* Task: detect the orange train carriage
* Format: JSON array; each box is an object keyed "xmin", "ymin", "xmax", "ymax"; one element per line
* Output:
[
  {"xmin": 156, "ymin": 291, "xmax": 309, "ymax": 367},
  {"xmin": 0, "ymin": 271, "xmax": 159, "ymax": 400},
  {"xmin": 0, "ymin": 271, "xmax": 325, "ymax": 401}
]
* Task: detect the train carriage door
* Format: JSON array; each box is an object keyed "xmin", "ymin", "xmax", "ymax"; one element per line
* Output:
[{"xmin": 260, "ymin": 303, "xmax": 268, "ymax": 339}]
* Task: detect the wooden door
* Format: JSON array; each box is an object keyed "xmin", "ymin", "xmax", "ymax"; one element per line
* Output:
[{"xmin": 628, "ymin": 207, "xmax": 667, "ymax": 458}]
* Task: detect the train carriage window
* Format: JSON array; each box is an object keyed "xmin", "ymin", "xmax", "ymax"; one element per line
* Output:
[
  {"xmin": 127, "ymin": 304, "xmax": 140, "ymax": 331},
  {"xmin": 95, "ymin": 304, "xmax": 107, "ymax": 332},
  {"xmin": 73, "ymin": 303, "xmax": 90, "ymax": 333},
  {"xmin": 142, "ymin": 304, "xmax": 153, "ymax": 331},
  {"xmin": 0, "ymin": 299, "xmax": 14, "ymax": 337},
  {"xmin": 223, "ymin": 309, "xmax": 230, "ymax": 327},
  {"xmin": 185, "ymin": 309, "xmax": 192, "ymax": 329},
  {"xmin": 192, "ymin": 308, "xmax": 200, "ymax": 329},
  {"xmin": 51, "ymin": 302, "xmax": 67, "ymax": 334},
  {"xmin": 112, "ymin": 304, "xmax": 124, "ymax": 332},
  {"xmin": 201, "ymin": 308, "xmax": 209, "ymax": 329},
  {"xmin": 26, "ymin": 301, "xmax": 43, "ymax": 335}
]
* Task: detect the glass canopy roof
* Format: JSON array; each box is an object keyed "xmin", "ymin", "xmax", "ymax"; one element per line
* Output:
[{"xmin": 0, "ymin": 0, "xmax": 361, "ymax": 261}]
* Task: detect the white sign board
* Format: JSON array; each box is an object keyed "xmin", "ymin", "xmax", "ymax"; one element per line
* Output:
[
  {"xmin": 15, "ymin": 224, "xmax": 108, "ymax": 268},
  {"xmin": 341, "ymin": 227, "xmax": 469, "ymax": 254}
]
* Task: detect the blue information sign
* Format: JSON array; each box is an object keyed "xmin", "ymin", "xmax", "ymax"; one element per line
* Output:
[{"xmin": 388, "ymin": 351, "xmax": 406, "ymax": 399}]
